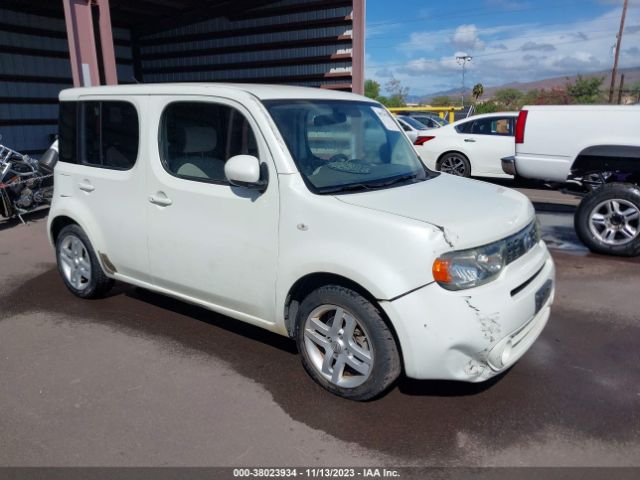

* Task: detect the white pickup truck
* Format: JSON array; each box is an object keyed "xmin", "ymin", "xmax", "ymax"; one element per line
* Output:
[{"xmin": 502, "ymin": 105, "xmax": 640, "ymax": 256}]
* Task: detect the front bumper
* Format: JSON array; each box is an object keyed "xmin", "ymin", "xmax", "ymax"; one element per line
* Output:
[{"xmin": 381, "ymin": 240, "xmax": 555, "ymax": 381}]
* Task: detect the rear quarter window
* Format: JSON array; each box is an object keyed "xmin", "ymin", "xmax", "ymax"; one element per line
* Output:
[
  {"xmin": 58, "ymin": 100, "xmax": 139, "ymax": 169},
  {"xmin": 58, "ymin": 102, "xmax": 78, "ymax": 164},
  {"xmin": 80, "ymin": 101, "xmax": 139, "ymax": 169}
]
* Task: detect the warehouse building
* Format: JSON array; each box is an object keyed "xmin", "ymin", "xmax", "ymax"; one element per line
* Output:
[{"xmin": 0, "ymin": 0, "xmax": 365, "ymax": 155}]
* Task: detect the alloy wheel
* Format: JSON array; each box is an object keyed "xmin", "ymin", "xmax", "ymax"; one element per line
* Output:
[
  {"xmin": 589, "ymin": 199, "xmax": 640, "ymax": 246},
  {"xmin": 303, "ymin": 304, "xmax": 374, "ymax": 388},
  {"xmin": 440, "ymin": 155, "xmax": 468, "ymax": 176},
  {"xmin": 58, "ymin": 234, "xmax": 92, "ymax": 290}
]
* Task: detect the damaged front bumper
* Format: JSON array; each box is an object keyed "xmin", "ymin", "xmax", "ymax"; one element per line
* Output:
[{"xmin": 381, "ymin": 240, "xmax": 555, "ymax": 381}]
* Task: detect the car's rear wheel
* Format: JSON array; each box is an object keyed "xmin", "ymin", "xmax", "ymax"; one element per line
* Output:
[
  {"xmin": 295, "ymin": 285, "xmax": 401, "ymax": 401},
  {"xmin": 574, "ymin": 183, "xmax": 640, "ymax": 257},
  {"xmin": 56, "ymin": 224, "xmax": 114, "ymax": 298},
  {"xmin": 438, "ymin": 152, "xmax": 471, "ymax": 177}
]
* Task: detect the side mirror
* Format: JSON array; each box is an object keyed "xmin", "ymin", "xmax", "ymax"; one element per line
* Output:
[{"xmin": 225, "ymin": 155, "xmax": 267, "ymax": 191}]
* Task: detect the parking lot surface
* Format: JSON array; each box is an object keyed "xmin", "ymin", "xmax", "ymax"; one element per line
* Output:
[{"xmin": 1, "ymin": 212, "xmax": 639, "ymax": 467}]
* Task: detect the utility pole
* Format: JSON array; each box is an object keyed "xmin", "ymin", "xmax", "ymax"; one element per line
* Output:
[
  {"xmin": 617, "ymin": 73, "xmax": 625, "ymax": 104},
  {"xmin": 608, "ymin": 0, "xmax": 629, "ymax": 103},
  {"xmin": 456, "ymin": 55, "xmax": 472, "ymax": 107}
]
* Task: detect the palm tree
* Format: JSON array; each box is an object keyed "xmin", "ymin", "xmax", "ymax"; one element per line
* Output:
[{"xmin": 472, "ymin": 83, "xmax": 484, "ymax": 102}]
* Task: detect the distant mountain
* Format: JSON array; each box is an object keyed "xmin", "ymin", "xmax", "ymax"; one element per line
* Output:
[{"xmin": 416, "ymin": 66, "xmax": 640, "ymax": 103}]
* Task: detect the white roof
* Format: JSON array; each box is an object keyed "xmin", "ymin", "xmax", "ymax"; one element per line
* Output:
[{"xmin": 59, "ymin": 83, "xmax": 371, "ymax": 102}]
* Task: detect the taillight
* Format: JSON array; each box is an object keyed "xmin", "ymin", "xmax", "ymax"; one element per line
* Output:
[
  {"xmin": 515, "ymin": 110, "xmax": 528, "ymax": 144},
  {"xmin": 415, "ymin": 136, "xmax": 435, "ymax": 145}
]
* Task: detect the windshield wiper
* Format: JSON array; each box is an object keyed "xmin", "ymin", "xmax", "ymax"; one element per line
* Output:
[
  {"xmin": 317, "ymin": 183, "xmax": 374, "ymax": 194},
  {"xmin": 367, "ymin": 173, "xmax": 418, "ymax": 188},
  {"xmin": 317, "ymin": 174, "xmax": 419, "ymax": 194}
]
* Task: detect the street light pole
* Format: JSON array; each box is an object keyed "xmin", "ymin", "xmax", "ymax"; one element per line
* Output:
[
  {"xmin": 456, "ymin": 55, "xmax": 472, "ymax": 107},
  {"xmin": 608, "ymin": 0, "xmax": 629, "ymax": 103}
]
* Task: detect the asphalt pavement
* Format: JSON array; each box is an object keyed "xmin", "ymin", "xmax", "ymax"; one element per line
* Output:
[{"xmin": 1, "ymin": 210, "xmax": 639, "ymax": 467}]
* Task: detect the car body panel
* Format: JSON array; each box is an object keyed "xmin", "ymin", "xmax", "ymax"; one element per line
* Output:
[
  {"xmin": 512, "ymin": 105, "xmax": 640, "ymax": 182},
  {"xmin": 418, "ymin": 113, "xmax": 518, "ymax": 178}
]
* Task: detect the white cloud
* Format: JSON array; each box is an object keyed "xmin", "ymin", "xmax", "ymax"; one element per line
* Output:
[
  {"xmin": 367, "ymin": 3, "xmax": 640, "ymax": 95},
  {"xmin": 452, "ymin": 24, "xmax": 486, "ymax": 51}
]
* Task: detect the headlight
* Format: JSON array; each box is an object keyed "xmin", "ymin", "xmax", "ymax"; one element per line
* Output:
[
  {"xmin": 433, "ymin": 241, "xmax": 506, "ymax": 291},
  {"xmin": 432, "ymin": 220, "xmax": 540, "ymax": 291}
]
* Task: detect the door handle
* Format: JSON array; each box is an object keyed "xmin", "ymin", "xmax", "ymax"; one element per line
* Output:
[
  {"xmin": 78, "ymin": 181, "xmax": 95, "ymax": 192},
  {"xmin": 464, "ymin": 138, "xmax": 476, "ymax": 143},
  {"xmin": 149, "ymin": 193, "xmax": 173, "ymax": 207}
]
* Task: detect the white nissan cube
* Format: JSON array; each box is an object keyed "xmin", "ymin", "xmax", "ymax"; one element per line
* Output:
[{"xmin": 47, "ymin": 84, "xmax": 555, "ymax": 400}]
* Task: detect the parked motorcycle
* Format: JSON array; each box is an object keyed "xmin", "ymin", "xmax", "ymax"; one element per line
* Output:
[{"xmin": 0, "ymin": 137, "xmax": 58, "ymax": 223}]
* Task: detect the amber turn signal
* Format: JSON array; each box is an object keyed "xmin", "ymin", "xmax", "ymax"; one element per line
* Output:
[{"xmin": 432, "ymin": 258, "xmax": 452, "ymax": 283}]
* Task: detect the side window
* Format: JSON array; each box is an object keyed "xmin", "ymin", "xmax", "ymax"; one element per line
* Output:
[
  {"xmin": 455, "ymin": 121, "xmax": 474, "ymax": 134},
  {"xmin": 79, "ymin": 101, "xmax": 139, "ymax": 169},
  {"xmin": 495, "ymin": 118, "xmax": 514, "ymax": 136},
  {"xmin": 470, "ymin": 118, "xmax": 495, "ymax": 135},
  {"xmin": 469, "ymin": 117, "xmax": 514, "ymax": 136},
  {"xmin": 58, "ymin": 101, "xmax": 78, "ymax": 163},
  {"xmin": 399, "ymin": 121, "xmax": 412, "ymax": 132},
  {"xmin": 159, "ymin": 102, "xmax": 258, "ymax": 183}
]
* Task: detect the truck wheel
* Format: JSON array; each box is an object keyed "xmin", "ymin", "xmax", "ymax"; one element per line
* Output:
[
  {"xmin": 574, "ymin": 183, "xmax": 640, "ymax": 257},
  {"xmin": 438, "ymin": 152, "xmax": 471, "ymax": 177},
  {"xmin": 56, "ymin": 224, "xmax": 114, "ymax": 298},
  {"xmin": 295, "ymin": 285, "xmax": 401, "ymax": 401}
]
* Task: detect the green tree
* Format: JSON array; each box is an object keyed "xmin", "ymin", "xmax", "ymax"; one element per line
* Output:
[
  {"xmin": 472, "ymin": 83, "xmax": 484, "ymax": 102},
  {"xmin": 430, "ymin": 95, "xmax": 453, "ymax": 107},
  {"xmin": 364, "ymin": 79, "xmax": 381, "ymax": 100},
  {"xmin": 627, "ymin": 81, "xmax": 640, "ymax": 103},
  {"xmin": 566, "ymin": 75, "xmax": 604, "ymax": 104},
  {"xmin": 474, "ymin": 101, "xmax": 499, "ymax": 114},
  {"xmin": 384, "ymin": 78, "xmax": 409, "ymax": 107},
  {"xmin": 493, "ymin": 88, "xmax": 524, "ymax": 109}
]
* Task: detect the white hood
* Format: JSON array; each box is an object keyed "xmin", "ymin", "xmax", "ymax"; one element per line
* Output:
[{"xmin": 335, "ymin": 174, "xmax": 534, "ymax": 249}]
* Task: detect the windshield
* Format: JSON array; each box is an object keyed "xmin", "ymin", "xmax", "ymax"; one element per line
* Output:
[
  {"xmin": 264, "ymin": 100, "xmax": 432, "ymax": 193},
  {"xmin": 398, "ymin": 116, "xmax": 428, "ymax": 130}
]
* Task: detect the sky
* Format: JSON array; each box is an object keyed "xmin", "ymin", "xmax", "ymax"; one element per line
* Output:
[{"xmin": 365, "ymin": 0, "xmax": 640, "ymax": 97}]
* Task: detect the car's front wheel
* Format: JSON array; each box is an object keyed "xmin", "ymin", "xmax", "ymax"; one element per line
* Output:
[
  {"xmin": 56, "ymin": 224, "xmax": 114, "ymax": 298},
  {"xmin": 438, "ymin": 152, "xmax": 471, "ymax": 177},
  {"xmin": 295, "ymin": 285, "xmax": 401, "ymax": 401},
  {"xmin": 574, "ymin": 183, "xmax": 640, "ymax": 257}
]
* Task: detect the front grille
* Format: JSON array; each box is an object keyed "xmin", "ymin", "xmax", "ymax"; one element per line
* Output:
[{"xmin": 504, "ymin": 221, "xmax": 540, "ymax": 265}]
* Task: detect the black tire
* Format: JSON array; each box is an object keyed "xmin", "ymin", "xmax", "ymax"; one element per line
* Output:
[
  {"xmin": 55, "ymin": 224, "xmax": 114, "ymax": 298},
  {"xmin": 294, "ymin": 285, "xmax": 401, "ymax": 401},
  {"xmin": 437, "ymin": 152, "xmax": 471, "ymax": 177},
  {"xmin": 574, "ymin": 183, "xmax": 640, "ymax": 257}
]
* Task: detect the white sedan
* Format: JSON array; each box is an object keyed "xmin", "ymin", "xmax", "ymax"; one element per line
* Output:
[{"xmin": 415, "ymin": 112, "xmax": 518, "ymax": 178}]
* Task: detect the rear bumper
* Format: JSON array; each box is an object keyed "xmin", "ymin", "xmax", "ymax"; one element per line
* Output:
[
  {"xmin": 502, "ymin": 155, "xmax": 517, "ymax": 176},
  {"xmin": 381, "ymin": 241, "xmax": 555, "ymax": 381}
]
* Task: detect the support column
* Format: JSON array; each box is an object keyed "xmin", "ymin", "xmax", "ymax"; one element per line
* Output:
[
  {"xmin": 351, "ymin": 0, "xmax": 365, "ymax": 95},
  {"xmin": 62, "ymin": 0, "xmax": 118, "ymax": 87},
  {"xmin": 96, "ymin": 0, "xmax": 118, "ymax": 85}
]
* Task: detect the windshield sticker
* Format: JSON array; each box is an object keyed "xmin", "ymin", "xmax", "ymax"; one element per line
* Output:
[
  {"xmin": 327, "ymin": 161, "xmax": 372, "ymax": 174},
  {"xmin": 371, "ymin": 107, "xmax": 401, "ymax": 132}
]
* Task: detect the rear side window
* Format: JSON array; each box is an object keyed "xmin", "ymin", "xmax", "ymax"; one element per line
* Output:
[
  {"xmin": 159, "ymin": 102, "xmax": 258, "ymax": 184},
  {"xmin": 58, "ymin": 102, "xmax": 77, "ymax": 163},
  {"xmin": 455, "ymin": 121, "xmax": 474, "ymax": 134},
  {"xmin": 58, "ymin": 100, "xmax": 139, "ymax": 168},
  {"xmin": 80, "ymin": 101, "xmax": 139, "ymax": 169}
]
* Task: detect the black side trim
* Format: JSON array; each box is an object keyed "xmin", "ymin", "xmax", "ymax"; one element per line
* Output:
[
  {"xmin": 387, "ymin": 282, "xmax": 435, "ymax": 302},
  {"xmin": 511, "ymin": 266, "xmax": 544, "ymax": 297}
]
